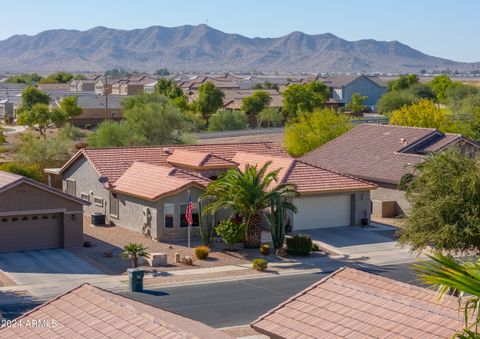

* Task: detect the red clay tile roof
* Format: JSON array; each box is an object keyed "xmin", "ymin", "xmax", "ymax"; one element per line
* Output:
[
  {"xmin": 0, "ymin": 283, "xmax": 232, "ymax": 339},
  {"xmin": 301, "ymin": 124, "xmax": 474, "ymax": 185},
  {"xmin": 232, "ymin": 153, "xmax": 376, "ymax": 193},
  {"xmin": 251, "ymin": 267, "xmax": 464, "ymax": 339},
  {"xmin": 112, "ymin": 162, "xmax": 210, "ymax": 200},
  {"xmin": 60, "ymin": 142, "xmax": 287, "ymax": 183},
  {"xmin": 167, "ymin": 149, "xmax": 237, "ymax": 169}
]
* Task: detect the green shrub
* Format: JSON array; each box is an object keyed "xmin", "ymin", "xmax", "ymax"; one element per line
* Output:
[
  {"xmin": 215, "ymin": 220, "xmax": 244, "ymax": 247},
  {"xmin": 208, "ymin": 110, "xmax": 247, "ymax": 131},
  {"xmin": 252, "ymin": 258, "xmax": 268, "ymax": 271},
  {"xmin": 259, "ymin": 244, "xmax": 270, "ymax": 256},
  {"xmin": 258, "ymin": 107, "xmax": 283, "ymax": 127},
  {"xmin": 286, "ymin": 234, "xmax": 313, "ymax": 256},
  {"xmin": 57, "ymin": 123, "xmax": 85, "ymax": 141},
  {"xmin": 311, "ymin": 243, "xmax": 320, "ymax": 252},
  {"xmin": 0, "ymin": 128, "xmax": 5, "ymax": 144},
  {"xmin": 194, "ymin": 246, "xmax": 209, "ymax": 260},
  {"xmin": 0, "ymin": 162, "xmax": 43, "ymax": 181}
]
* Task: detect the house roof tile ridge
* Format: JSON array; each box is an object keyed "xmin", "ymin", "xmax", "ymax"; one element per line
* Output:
[{"xmin": 251, "ymin": 267, "xmax": 348, "ymax": 325}]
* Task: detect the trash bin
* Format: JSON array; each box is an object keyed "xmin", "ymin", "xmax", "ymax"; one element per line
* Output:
[
  {"xmin": 91, "ymin": 213, "xmax": 105, "ymax": 226},
  {"xmin": 127, "ymin": 268, "xmax": 144, "ymax": 292}
]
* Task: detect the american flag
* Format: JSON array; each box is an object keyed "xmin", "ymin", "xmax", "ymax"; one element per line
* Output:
[{"xmin": 185, "ymin": 193, "xmax": 194, "ymax": 226}]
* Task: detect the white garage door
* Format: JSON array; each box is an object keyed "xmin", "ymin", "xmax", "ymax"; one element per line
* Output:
[{"xmin": 293, "ymin": 195, "xmax": 351, "ymax": 230}]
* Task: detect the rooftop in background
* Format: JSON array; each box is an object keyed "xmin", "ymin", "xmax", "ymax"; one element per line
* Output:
[
  {"xmin": 0, "ymin": 283, "xmax": 232, "ymax": 339},
  {"xmin": 251, "ymin": 267, "xmax": 464, "ymax": 338}
]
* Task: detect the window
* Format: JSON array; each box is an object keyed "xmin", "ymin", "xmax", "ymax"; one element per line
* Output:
[
  {"xmin": 80, "ymin": 193, "xmax": 90, "ymax": 202},
  {"xmin": 66, "ymin": 179, "xmax": 76, "ymax": 196},
  {"xmin": 94, "ymin": 196, "xmax": 103, "ymax": 207},
  {"xmin": 109, "ymin": 192, "xmax": 119, "ymax": 218},
  {"xmin": 164, "ymin": 203, "xmax": 174, "ymax": 228},
  {"xmin": 179, "ymin": 203, "xmax": 199, "ymax": 228}
]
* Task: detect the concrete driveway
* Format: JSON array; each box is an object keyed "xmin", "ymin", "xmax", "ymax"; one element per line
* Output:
[
  {"xmin": 0, "ymin": 249, "xmax": 105, "ymax": 287},
  {"xmin": 302, "ymin": 223, "xmax": 425, "ymax": 266}
]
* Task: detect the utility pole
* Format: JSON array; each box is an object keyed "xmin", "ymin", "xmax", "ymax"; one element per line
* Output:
[{"xmin": 104, "ymin": 76, "xmax": 109, "ymax": 120}]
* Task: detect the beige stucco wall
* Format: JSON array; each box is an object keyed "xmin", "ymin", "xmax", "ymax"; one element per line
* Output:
[{"xmin": 371, "ymin": 186, "xmax": 409, "ymax": 217}]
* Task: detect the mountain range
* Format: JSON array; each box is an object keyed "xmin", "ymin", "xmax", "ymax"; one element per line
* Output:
[{"xmin": 0, "ymin": 24, "xmax": 478, "ymax": 74}]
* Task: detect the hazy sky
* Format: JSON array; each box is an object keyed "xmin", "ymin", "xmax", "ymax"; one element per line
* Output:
[{"xmin": 3, "ymin": 0, "xmax": 479, "ymax": 62}]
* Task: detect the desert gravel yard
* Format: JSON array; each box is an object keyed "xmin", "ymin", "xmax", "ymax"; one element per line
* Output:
[{"xmin": 70, "ymin": 220, "xmax": 318, "ymax": 275}]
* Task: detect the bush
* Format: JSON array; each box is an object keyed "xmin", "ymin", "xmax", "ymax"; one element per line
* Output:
[
  {"xmin": 215, "ymin": 220, "xmax": 244, "ymax": 247},
  {"xmin": 0, "ymin": 162, "xmax": 43, "ymax": 181},
  {"xmin": 259, "ymin": 244, "xmax": 270, "ymax": 256},
  {"xmin": 57, "ymin": 123, "xmax": 85, "ymax": 141},
  {"xmin": 286, "ymin": 234, "xmax": 313, "ymax": 256},
  {"xmin": 311, "ymin": 243, "xmax": 320, "ymax": 252},
  {"xmin": 194, "ymin": 246, "xmax": 209, "ymax": 260},
  {"xmin": 208, "ymin": 110, "xmax": 247, "ymax": 131},
  {"xmin": 252, "ymin": 258, "xmax": 268, "ymax": 271},
  {"xmin": 0, "ymin": 128, "xmax": 4, "ymax": 144},
  {"xmin": 258, "ymin": 107, "xmax": 283, "ymax": 127}
]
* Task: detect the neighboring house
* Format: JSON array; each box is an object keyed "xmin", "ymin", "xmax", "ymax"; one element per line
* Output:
[
  {"xmin": 179, "ymin": 75, "xmax": 240, "ymax": 93},
  {"xmin": 94, "ymin": 79, "xmax": 112, "ymax": 95},
  {"xmin": 48, "ymin": 142, "xmax": 375, "ymax": 242},
  {"xmin": 143, "ymin": 81, "xmax": 158, "ymax": 93},
  {"xmin": 0, "ymin": 283, "xmax": 232, "ymax": 338},
  {"xmin": 36, "ymin": 83, "xmax": 71, "ymax": 91},
  {"xmin": 251, "ymin": 267, "xmax": 464, "ymax": 338},
  {"xmin": 301, "ymin": 124, "xmax": 480, "ymax": 217},
  {"xmin": 70, "ymin": 76, "xmax": 101, "ymax": 92},
  {"xmin": 318, "ymin": 75, "xmax": 388, "ymax": 109},
  {"xmin": 112, "ymin": 75, "xmax": 158, "ymax": 96},
  {"xmin": 222, "ymin": 89, "xmax": 282, "ymax": 110},
  {"xmin": 0, "ymin": 170, "xmax": 88, "ymax": 252},
  {"xmin": 55, "ymin": 94, "xmax": 125, "ymax": 127}
]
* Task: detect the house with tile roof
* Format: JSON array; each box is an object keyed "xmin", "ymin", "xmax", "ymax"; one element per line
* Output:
[
  {"xmin": 0, "ymin": 170, "xmax": 89, "ymax": 252},
  {"xmin": 48, "ymin": 142, "xmax": 376, "ymax": 241},
  {"xmin": 251, "ymin": 267, "xmax": 465, "ymax": 338},
  {"xmin": 0, "ymin": 283, "xmax": 232, "ymax": 338},
  {"xmin": 301, "ymin": 124, "xmax": 480, "ymax": 217}
]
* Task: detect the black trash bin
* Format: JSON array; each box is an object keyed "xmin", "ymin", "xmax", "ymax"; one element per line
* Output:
[
  {"xmin": 91, "ymin": 213, "xmax": 105, "ymax": 226},
  {"xmin": 127, "ymin": 268, "xmax": 144, "ymax": 292}
]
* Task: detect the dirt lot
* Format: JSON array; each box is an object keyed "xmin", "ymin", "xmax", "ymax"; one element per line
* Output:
[{"xmin": 69, "ymin": 220, "xmax": 313, "ymax": 276}]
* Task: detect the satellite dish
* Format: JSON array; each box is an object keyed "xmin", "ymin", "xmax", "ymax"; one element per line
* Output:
[{"xmin": 98, "ymin": 176, "xmax": 109, "ymax": 184}]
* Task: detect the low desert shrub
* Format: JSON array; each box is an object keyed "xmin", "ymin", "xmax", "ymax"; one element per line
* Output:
[
  {"xmin": 0, "ymin": 162, "xmax": 43, "ymax": 181},
  {"xmin": 215, "ymin": 220, "xmax": 244, "ymax": 247},
  {"xmin": 259, "ymin": 244, "xmax": 270, "ymax": 256},
  {"xmin": 252, "ymin": 258, "xmax": 268, "ymax": 271},
  {"xmin": 194, "ymin": 246, "xmax": 209, "ymax": 260},
  {"xmin": 208, "ymin": 110, "xmax": 247, "ymax": 131},
  {"xmin": 286, "ymin": 234, "xmax": 313, "ymax": 256}
]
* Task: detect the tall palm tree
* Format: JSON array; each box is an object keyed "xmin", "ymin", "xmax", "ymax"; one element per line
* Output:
[
  {"xmin": 416, "ymin": 253, "xmax": 480, "ymax": 338},
  {"xmin": 201, "ymin": 162, "xmax": 298, "ymax": 248},
  {"xmin": 121, "ymin": 243, "xmax": 150, "ymax": 268}
]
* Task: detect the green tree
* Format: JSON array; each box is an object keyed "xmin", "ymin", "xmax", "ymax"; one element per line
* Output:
[
  {"xmin": 208, "ymin": 110, "xmax": 247, "ymax": 131},
  {"xmin": 430, "ymin": 75, "xmax": 456, "ymax": 101},
  {"xmin": 155, "ymin": 68, "xmax": 170, "ymax": 76},
  {"xmin": 18, "ymin": 86, "xmax": 50, "ymax": 111},
  {"xmin": 201, "ymin": 162, "xmax": 298, "ymax": 248},
  {"xmin": 388, "ymin": 74, "xmax": 419, "ymax": 91},
  {"xmin": 87, "ymin": 121, "xmax": 141, "ymax": 147},
  {"xmin": 346, "ymin": 93, "xmax": 367, "ymax": 113},
  {"xmin": 399, "ymin": 150, "xmax": 480, "ymax": 253},
  {"xmin": 39, "ymin": 71, "xmax": 74, "ymax": 84},
  {"xmin": 284, "ymin": 109, "xmax": 352, "ymax": 157},
  {"xmin": 376, "ymin": 90, "xmax": 417, "ymax": 114},
  {"xmin": 155, "ymin": 78, "xmax": 184, "ymax": 99},
  {"xmin": 121, "ymin": 243, "xmax": 150, "ymax": 268},
  {"xmin": 17, "ymin": 103, "xmax": 65, "ymax": 136},
  {"xmin": 241, "ymin": 91, "xmax": 272, "ymax": 117},
  {"xmin": 58, "ymin": 96, "xmax": 82, "ymax": 120},
  {"xmin": 258, "ymin": 107, "xmax": 283, "ymax": 128},
  {"xmin": 6, "ymin": 73, "xmax": 43, "ymax": 84},
  {"xmin": 408, "ymin": 83, "xmax": 437, "ymax": 100},
  {"xmin": 389, "ymin": 99, "xmax": 456, "ymax": 132},
  {"xmin": 0, "ymin": 163, "xmax": 43, "ymax": 181},
  {"xmin": 194, "ymin": 81, "xmax": 225, "ymax": 121},
  {"xmin": 416, "ymin": 253, "xmax": 480, "ymax": 338},
  {"xmin": 282, "ymin": 81, "xmax": 330, "ymax": 118}
]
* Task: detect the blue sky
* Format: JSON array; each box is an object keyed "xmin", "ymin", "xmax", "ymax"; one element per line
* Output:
[{"xmin": 3, "ymin": 0, "xmax": 479, "ymax": 62}]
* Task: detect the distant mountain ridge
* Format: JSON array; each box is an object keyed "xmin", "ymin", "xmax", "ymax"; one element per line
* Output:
[{"xmin": 0, "ymin": 24, "xmax": 478, "ymax": 73}]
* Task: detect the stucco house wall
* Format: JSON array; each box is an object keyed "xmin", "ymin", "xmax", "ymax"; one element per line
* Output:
[
  {"xmin": 343, "ymin": 77, "xmax": 387, "ymax": 108},
  {"xmin": 371, "ymin": 184, "xmax": 409, "ymax": 217}
]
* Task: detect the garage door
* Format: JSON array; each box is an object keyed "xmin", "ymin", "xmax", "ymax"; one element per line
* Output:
[
  {"xmin": 293, "ymin": 195, "xmax": 351, "ymax": 230},
  {"xmin": 0, "ymin": 213, "xmax": 63, "ymax": 252}
]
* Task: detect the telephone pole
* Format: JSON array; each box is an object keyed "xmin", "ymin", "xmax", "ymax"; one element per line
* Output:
[{"xmin": 104, "ymin": 76, "xmax": 109, "ymax": 120}]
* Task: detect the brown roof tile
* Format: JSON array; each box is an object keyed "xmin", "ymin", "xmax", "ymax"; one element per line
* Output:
[
  {"xmin": 251, "ymin": 267, "xmax": 464, "ymax": 339},
  {"xmin": 0, "ymin": 284, "xmax": 232, "ymax": 339}
]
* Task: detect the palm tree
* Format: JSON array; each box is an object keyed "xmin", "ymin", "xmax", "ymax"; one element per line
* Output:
[
  {"xmin": 201, "ymin": 161, "xmax": 298, "ymax": 248},
  {"xmin": 121, "ymin": 243, "xmax": 150, "ymax": 268},
  {"xmin": 416, "ymin": 253, "xmax": 480, "ymax": 338}
]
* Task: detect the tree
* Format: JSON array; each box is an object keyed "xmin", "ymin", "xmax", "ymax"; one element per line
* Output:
[
  {"xmin": 194, "ymin": 81, "xmax": 225, "ymax": 121},
  {"xmin": 399, "ymin": 150, "xmax": 480, "ymax": 253},
  {"xmin": 18, "ymin": 86, "xmax": 50, "ymax": 111},
  {"xmin": 201, "ymin": 162, "xmax": 298, "ymax": 248},
  {"xmin": 0, "ymin": 163, "xmax": 43, "ymax": 181},
  {"xmin": 408, "ymin": 83, "xmax": 437, "ymax": 100},
  {"xmin": 284, "ymin": 109, "xmax": 352, "ymax": 157},
  {"xmin": 121, "ymin": 243, "xmax": 150, "ymax": 268},
  {"xmin": 155, "ymin": 68, "xmax": 170, "ymax": 76},
  {"xmin": 57, "ymin": 96, "xmax": 82, "ymax": 120},
  {"xmin": 17, "ymin": 103, "xmax": 65, "ymax": 136},
  {"xmin": 258, "ymin": 107, "xmax": 283, "ymax": 128},
  {"xmin": 6, "ymin": 73, "xmax": 43, "ymax": 84},
  {"xmin": 416, "ymin": 253, "xmax": 480, "ymax": 337},
  {"xmin": 39, "ymin": 71, "xmax": 74, "ymax": 84},
  {"xmin": 346, "ymin": 93, "xmax": 367, "ymax": 113},
  {"xmin": 430, "ymin": 75, "xmax": 456, "ymax": 101},
  {"xmin": 389, "ymin": 99, "xmax": 457, "ymax": 132},
  {"xmin": 387, "ymin": 74, "xmax": 419, "ymax": 91},
  {"xmin": 208, "ymin": 110, "xmax": 247, "ymax": 131},
  {"xmin": 155, "ymin": 78, "xmax": 183, "ymax": 99},
  {"xmin": 376, "ymin": 90, "xmax": 417, "ymax": 114},
  {"xmin": 87, "ymin": 121, "xmax": 141, "ymax": 147},
  {"xmin": 282, "ymin": 81, "xmax": 330, "ymax": 118},
  {"xmin": 241, "ymin": 91, "xmax": 272, "ymax": 117}
]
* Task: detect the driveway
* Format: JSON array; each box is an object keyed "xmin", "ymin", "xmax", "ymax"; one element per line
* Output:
[
  {"xmin": 302, "ymin": 223, "xmax": 425, "ymax": 266},
  {"xmin": 0, "ymin": 249, "xmax": 106, "ymax": 288}
]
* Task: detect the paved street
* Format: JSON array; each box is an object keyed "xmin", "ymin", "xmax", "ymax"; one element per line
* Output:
[{"xmin": 121, "ymin": 262, "xmax": 421, "ymax": 328}]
